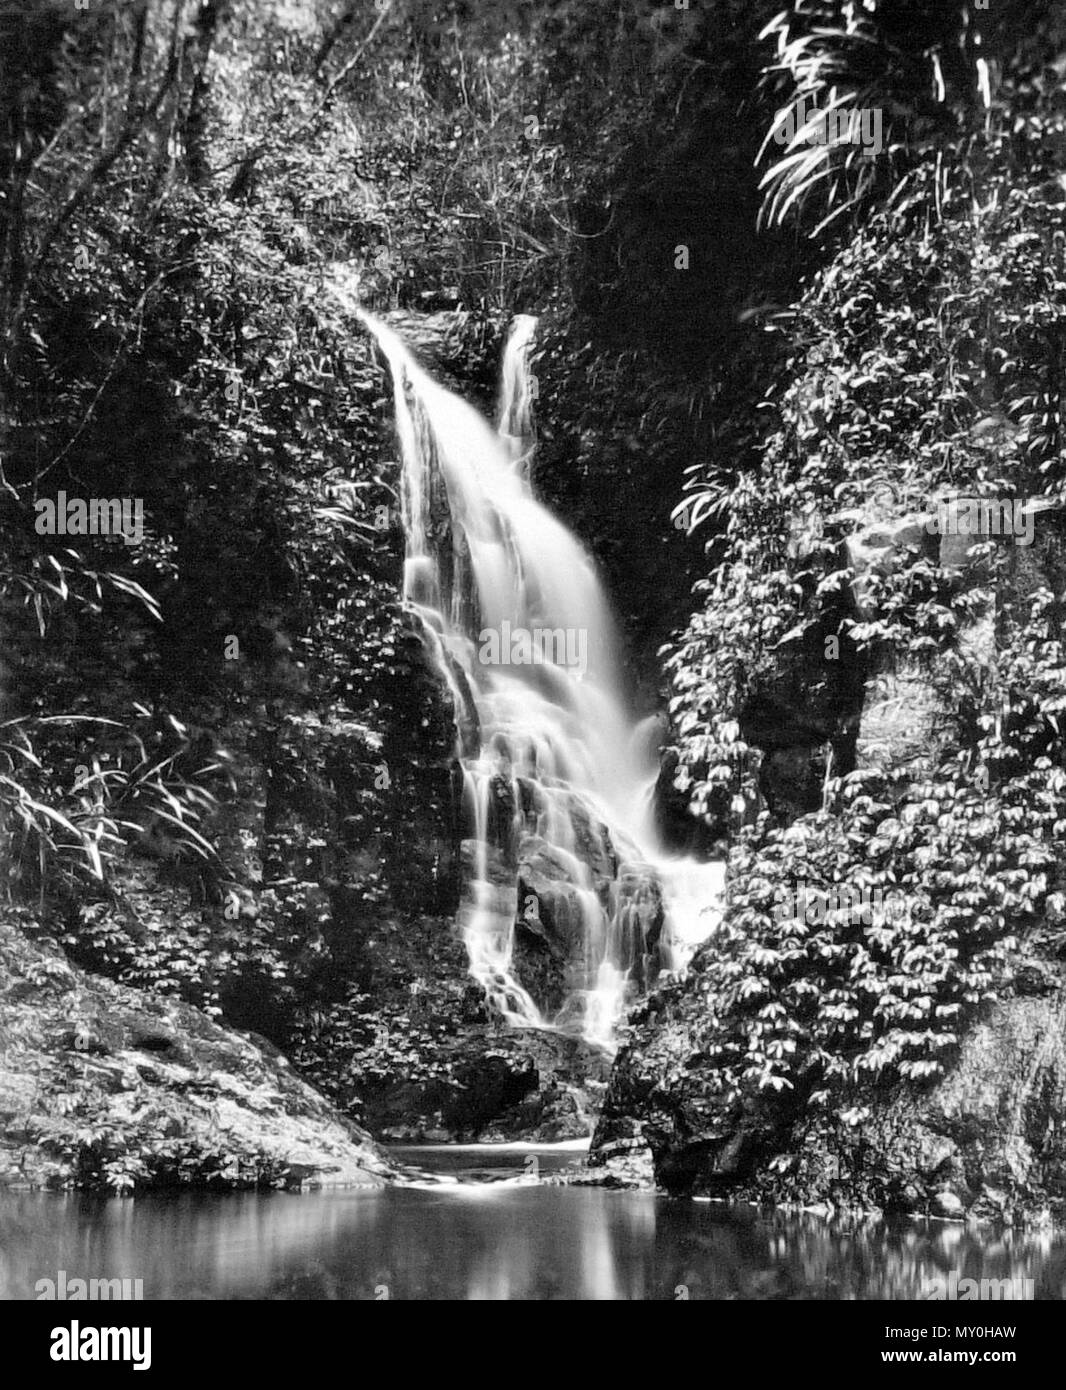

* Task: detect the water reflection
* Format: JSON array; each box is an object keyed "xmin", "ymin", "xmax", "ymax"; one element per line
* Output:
[{"xmin": 1, "ymin": 1149, "xmax": 1064, "ymax": 1301}]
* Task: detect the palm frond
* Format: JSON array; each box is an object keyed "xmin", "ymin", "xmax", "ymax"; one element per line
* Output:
[{"xmin": 756, "ymin": 1, "xmax": 997, "ymax": 236}]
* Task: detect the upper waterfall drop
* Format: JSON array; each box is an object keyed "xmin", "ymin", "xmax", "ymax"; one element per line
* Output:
[
  {"xmin": 497, "ymin": 313, "xmax": 539, "ymax": 473},
  {"xmin": 359, "ymin": 305, "xmax": 723, "ymax": 1050}
]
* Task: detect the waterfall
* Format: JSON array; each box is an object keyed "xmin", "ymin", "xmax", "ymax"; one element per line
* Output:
[
  {"xmin": 496, "ymin": 313, "xmax": 538, "ymax": 475},
  {"xmin": 360, "ymin": 307, "xmax": 723, "ymax": 1050}
]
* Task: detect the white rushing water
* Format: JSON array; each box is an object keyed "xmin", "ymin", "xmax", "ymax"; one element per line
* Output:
[{"xmin": 358, "ymin": 306, "xmax": 723, "ymax": 1050}]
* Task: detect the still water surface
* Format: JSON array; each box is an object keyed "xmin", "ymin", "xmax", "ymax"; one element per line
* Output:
[{"xmin": 1, "ymin": 1144, "xmax": 1063, "ymax": 1300}]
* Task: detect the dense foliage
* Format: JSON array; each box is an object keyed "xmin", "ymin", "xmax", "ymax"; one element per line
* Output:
[{"xmin": 656, "ymin": 2, "xmax": 1066, "ymax": 1140}]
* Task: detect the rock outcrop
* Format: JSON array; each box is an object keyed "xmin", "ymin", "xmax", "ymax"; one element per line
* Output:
[
  {"xmin": 0, "ymin": 913, "xmax": 393, "ymax": 1191},
  {"xmin": 591, "ymin": 969, "xmax": 1066, "ymax": 1222}
]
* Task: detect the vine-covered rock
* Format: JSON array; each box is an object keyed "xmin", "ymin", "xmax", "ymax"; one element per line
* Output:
[{"xmin": 596, "ymin": 111, "xmax": 1066, "ymax": 1220}]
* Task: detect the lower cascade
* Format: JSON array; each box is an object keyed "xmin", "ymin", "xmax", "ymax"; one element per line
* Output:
[{"xmin": 360, "ymin": 309, "xmax": 723, "ymax": 1050}]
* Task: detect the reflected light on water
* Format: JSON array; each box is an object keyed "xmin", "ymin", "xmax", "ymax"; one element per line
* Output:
[{"xmin": 3, "ymin": 1151, "xmax": 1065, "ymax": 1301}]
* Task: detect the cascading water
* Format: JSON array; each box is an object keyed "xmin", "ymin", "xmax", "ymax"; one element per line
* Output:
[
  {"xmin": 359, "ymin": 305, "xmax": 723, "ymax": 1050},
  {"xmin": 496, "ymin": 312, "xmax": 538, "ymax": 473}
]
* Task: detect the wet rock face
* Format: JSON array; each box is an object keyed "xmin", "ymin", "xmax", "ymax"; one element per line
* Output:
[
  {"xmin": 513, "ymin": 835, "xmax": 592, "ymax": 1015},
  {"xmin": 0, "ymin": 916, "xmax": 393, "ymax": 1192},
  {"xmin": 610, "ymin": 863, "xmax": 665, "ymax": 990},
  {"xmin": 455, "ymin": 753, "xmax": 670, "ymax": 1026},
  {"xmin": 510, "ymin": 836, "xmax": 666, "ymax": 1019}
]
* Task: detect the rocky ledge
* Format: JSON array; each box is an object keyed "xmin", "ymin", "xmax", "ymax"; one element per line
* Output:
[{"xmin": 0, "ymin": 913, "xmax": 393, "ymax": 1192}]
